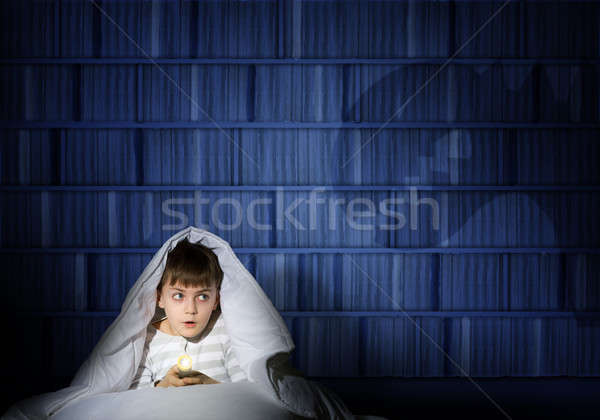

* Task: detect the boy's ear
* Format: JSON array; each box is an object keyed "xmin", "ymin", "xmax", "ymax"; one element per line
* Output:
[
  {"xmin": 157, "ymin": 288, "xmax": 165, "ymax": 309},
  {"xmin": 213, "ymin": 291, "xmax": 220, "ymax": 311}
]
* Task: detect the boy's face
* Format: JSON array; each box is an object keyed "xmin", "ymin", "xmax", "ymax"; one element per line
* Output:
[{"xmin": 157, "ymin": 281, "xmax": 220, "ymax": 339}]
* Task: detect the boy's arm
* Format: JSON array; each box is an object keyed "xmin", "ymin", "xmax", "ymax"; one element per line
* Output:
[
  {"xmin": 129, "ymin": 362, "xmax": 155, "ymax": 389},
  {"xmin": 223, "ymin": 336, "xmax": 248, "ymax": 382},
  {"xmin": 129, "ymin": 341, "xmax": 155, "ymax": 389},
  {"xmin": 129, "ymin": 361, "xmax": 156, "ymax": 389}
]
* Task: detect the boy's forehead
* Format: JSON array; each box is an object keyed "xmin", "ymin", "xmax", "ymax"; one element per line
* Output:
[{"xmin": 168, "ymin": 283, "xmax": 216, "ymax": 292}]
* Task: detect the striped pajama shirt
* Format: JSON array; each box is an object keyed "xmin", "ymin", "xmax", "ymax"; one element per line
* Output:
[{"xmin": 130, "ymin": 313, "xmax": 247, "ymax": 389}]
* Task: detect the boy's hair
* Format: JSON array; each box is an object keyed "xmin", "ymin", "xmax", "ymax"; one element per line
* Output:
[{"xmin": 157, "ymin": 238, "xmax": 224, "ymax": 294}]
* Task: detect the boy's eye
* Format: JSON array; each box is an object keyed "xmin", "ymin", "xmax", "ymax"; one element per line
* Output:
[{"xmin": 171, "ymin": 293, "xmax": 209, "ymax": 301}]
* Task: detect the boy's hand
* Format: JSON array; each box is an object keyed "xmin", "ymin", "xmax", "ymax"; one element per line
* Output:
[
  {"xmin": 155, "ymin": 365, "xmax": 220, "ymax": 387},
  {"xmin": 184, "ymin": 372, "xmax": 220, "ymax": 385}
]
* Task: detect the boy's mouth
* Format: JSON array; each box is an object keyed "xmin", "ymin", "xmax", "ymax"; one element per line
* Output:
[{"xmin": 183, "ymin": 321, "xmax": 197, "ymax": 328}]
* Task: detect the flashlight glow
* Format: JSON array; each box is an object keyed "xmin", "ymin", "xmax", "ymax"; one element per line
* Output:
[{"xmin": 177, "ymin": 354, "xmax": 192, "ymax": 372}]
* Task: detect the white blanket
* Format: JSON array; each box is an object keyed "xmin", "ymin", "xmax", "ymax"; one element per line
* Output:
[
  {"xmin": 2, "ymin": 227, "xmax": 357, "ymax": 419},
  {"xmin": 11, "ymin": 383, "xmax": 302, "ymax": 420}
]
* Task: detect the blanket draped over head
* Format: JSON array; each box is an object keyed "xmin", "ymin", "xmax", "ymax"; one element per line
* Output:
[{"xmin": 3, "ymin": 227, "xmax": 354, "ymax": 420}]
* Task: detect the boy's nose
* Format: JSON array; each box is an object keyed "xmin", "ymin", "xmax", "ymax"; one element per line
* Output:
[{"xmin": 184, "ymin": 298, "xmax": 197, "ymax": 314}]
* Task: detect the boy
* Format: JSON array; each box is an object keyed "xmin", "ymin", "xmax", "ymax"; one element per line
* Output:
[{"xmin": 130, "ymin": 238, "xmax": 247, "ymax": 389}]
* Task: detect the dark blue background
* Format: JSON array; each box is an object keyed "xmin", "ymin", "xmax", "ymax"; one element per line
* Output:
[{"xmin": 1, "ymin": 1, "xmax": 599, "ymax": 418}]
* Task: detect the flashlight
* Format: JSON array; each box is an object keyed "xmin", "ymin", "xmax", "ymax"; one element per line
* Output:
[{"xmin": 177, "ymin": 354, "xmax": 199, "ymax": 378}]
